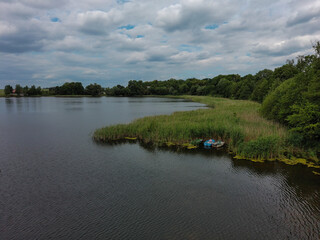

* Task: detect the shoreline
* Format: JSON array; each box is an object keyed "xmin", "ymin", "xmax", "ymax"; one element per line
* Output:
[
  {"xmin": 2, "ymin": 94, "xmax": 319, "ymax": 172},
  {"xmin": 0, "ymin": 95, "xmax": 96, "ymax": 98},
  {"xmin": 93, "ymin": 95, "xmax": 319, "ymax": 172}
]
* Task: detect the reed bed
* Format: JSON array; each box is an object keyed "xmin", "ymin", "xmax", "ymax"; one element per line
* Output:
[{"xmin": 94, "ymin": 96, "xmax": 317, "ymax": 161}]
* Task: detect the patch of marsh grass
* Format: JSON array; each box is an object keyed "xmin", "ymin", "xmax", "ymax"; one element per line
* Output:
[{"xmin": 94, "ymin": 96, "xmax": 318, "ymax": 162}]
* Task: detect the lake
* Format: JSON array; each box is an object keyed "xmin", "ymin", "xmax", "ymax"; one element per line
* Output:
[{"xmin": 0, "ymin": 97, "xmax": 319, "ymax": 239}]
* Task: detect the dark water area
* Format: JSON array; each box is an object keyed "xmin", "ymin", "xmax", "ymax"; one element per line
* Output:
[{"xmin": 0, "ymin": 97, "xmax": 319, "ymax": 240}]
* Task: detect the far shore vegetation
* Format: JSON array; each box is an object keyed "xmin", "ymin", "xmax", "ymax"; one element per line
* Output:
[
  {"xmin": 2, "ymin": 82, "xmax": 103, "ymax": 97},
  {"xmin": 2, "ymin": 42, "xmax": 320, "ymax": 166}
]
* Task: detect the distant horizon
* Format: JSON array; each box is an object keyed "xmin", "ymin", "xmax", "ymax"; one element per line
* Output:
[
  {"xmin": 1, "ymin": 0, "xmax": 319, "ymax": 88},
  {"xmin": 1, "ymin": 71, "xmax": 266, "ymax": 89}
]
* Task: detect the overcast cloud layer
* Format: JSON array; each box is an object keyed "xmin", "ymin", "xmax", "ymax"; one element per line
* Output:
[{"xmin": 1, "ymin": 0, "xmax": 320, "ymax": 87}]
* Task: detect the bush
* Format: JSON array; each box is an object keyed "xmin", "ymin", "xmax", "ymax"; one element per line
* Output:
[
  {"xmin": 238, "ymin": 136, "xmax": 281, "ymax": 159},
  {"xmin": 287, "ymin": 102, "xmax": 320, "ymax": 140},
  {"xmin": 285, "ymin": 132, "xmax": 304, "ymax": 147}
]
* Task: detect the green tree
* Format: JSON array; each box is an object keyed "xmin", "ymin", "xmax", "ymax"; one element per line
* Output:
[
  {"xmin": 287, "ymin": 102, "xmax": 320, "ymax": 140},
  {"xmin": 23, "ymin": 86, "xmax": 29, "ymax": 95},
  {"xmin": 216, "ymin": 78, "xmax": 232, "ymax": 97},
  {"xmin": 255, "ymin": 69, "xmax": 273, "ymax": 81},
  {"xmin": 178, "ymin": 83, "xmax": 189, "ymax": 94},
  {"xmin": 110, "ymin": 85, "xmax": 128, "ymax": 96},
  {"xmin": 153, "ymin": 86, "xmax": 169, "ymax": 95},
  {"xmin": 189, "ymin": 85, "xmax": 199, "ymax": 95},
  {"xmin": 196, "ymin": 86, "xmax": 207, "ymax": 95},
  {"xmin": 250, "ymin": 79, "xmax": 269, "ymax": 102},
  {"xmin": 127, "ymin": 80, "xmax": 146, "ymax": 95},
  {"xmin": 168, "ymin": 86, "xmax": 178, "ymax": 95},
  {"xmin": 85, "ymin": 83, "xmax": 103, "ymax": 96},
  {"xmin": 238, "ymin": 84, "xmax": 251, "ymax": 99},
  {"xmin": 36, "ymin": 86, "xmax": 42, "ymax": 95},
  {"xmin": 28, "ymin": 85, "xmax": 37, "ymax": 95},
  {"xmin": 261, "ymin": 41, "xmax": 320, "ymax": 141},
  {"xmin": 4, "ymin": 85, "xmax": 13, "ymax": 96},
  {"xmin": 15, "ymin": 84, "xmax": 22, "ymax": 96},
  {"xmin": 58, "ymin": 82, "xmax": 84, "ymax": 95},
  {"xmin": 261, "ymin": 77, "xmax": 304, "ymax": 123}
]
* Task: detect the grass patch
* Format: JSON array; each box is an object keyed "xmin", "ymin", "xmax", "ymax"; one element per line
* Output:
[
  {"xmin": 0, "ymin": 89, "xmax": 5, "ymax": 97},
  {"xmin": 94, "ymin": 96, "xmax": 318, "ymax": 163}
]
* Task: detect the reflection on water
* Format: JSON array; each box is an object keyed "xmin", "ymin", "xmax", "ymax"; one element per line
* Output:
[
  {"xmin": 0, "ymin": 97, "xmax": 319, "ymax": 239},
  {"xmin": 4, "ymin": 98, "xmax": 14, "ymax": 112}
]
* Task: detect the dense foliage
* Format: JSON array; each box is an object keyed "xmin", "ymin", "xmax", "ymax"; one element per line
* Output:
[
  {"xmin": 260, "ymin": 42, "xmax": 320, "ymax": 142},
  {"xmin": 4, "ymin": 84, "xmax": 42, "ymax": 96},
  {"xmin": 51, "ymin": 82, "xmax": 85, "ymax": 95},
  {"xmin": 4, "ymin": 85, "xmax": 12, "ymax": 96},
  {"xmin": 3, "ymin": 82, "xmax": 103, "ymax": 97},
  {"xmin": 105, "ymin": 70, "xmax": 285, "ymax": 101},
  {"xmin": 85, "ymin": 83, "xmax": 103, "ymax": 96}
]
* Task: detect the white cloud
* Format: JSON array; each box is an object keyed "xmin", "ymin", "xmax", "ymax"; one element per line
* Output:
[
  {"xmin": 77, "ymin": 10, "xmax": 123, "ymax": 35},
  {"xmin": 0, "ymin": 22, "xmax": 17, "ymax": 36},
  {"xmin": 155, "ymin": 0, "xmax": 238, "ymax": 32},
  {"xmin": 0, "ymin": 0, "xmax": 319, "ymax": 87}
]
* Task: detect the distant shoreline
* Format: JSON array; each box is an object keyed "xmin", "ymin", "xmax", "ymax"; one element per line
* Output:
[{"xmin": 0, "ymin": 95, "xmax": 97, "ymax": 98}]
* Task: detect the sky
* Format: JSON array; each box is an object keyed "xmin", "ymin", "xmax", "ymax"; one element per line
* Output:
[{"xmin": 0, "ymin": 0, "xmax": 320, "ymax": 88}]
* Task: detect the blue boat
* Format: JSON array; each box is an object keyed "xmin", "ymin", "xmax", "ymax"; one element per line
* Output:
[{"xmin": 204, "ymin": 139, "xmax": 215, "ymax": 148}]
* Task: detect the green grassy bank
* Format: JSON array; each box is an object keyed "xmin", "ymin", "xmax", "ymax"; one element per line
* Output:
[
  {"xmin": 0, "ymin": 89, "xmax": 5, "ymax": 97},
  {"xmin": 94, "ymin": 96, "xmax": 319, "ymax": 168}
]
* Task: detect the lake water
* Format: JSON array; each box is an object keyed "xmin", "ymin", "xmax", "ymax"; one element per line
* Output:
[{"xmin": 0, "ymin": 97, "xmax": 319, "ymax": 239}]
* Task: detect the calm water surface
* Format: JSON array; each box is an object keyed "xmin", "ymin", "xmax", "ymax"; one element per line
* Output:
[{"xmin": 0, "ymin": 97, "xmax": 319, "ymax": 240}]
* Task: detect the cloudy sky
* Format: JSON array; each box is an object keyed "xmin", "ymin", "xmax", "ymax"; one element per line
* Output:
[{"xmin": 0, "ymin": 0, "xmax": 319, "ymax": 87}]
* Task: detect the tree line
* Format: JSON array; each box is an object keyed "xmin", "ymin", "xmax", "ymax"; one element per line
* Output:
[
  {"xmin": 3, "ymin": 64, "xmax": 300, "ymax": 100},
  {"xmin": 103, "ymin": 63, "xmax": 298, "ymax": 101},
  {"xmin": 4, "ymin": 83, "xmax": 103, "ymax": 97},
  {"xmin": 4, "ymin": 85, "xmax": 42, "ymax": 96},
  {"xmin": 260, "ymin": 42, "xmax": 320, "ymax": 143}
]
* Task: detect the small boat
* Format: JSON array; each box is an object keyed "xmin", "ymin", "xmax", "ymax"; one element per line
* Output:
[
  {"xmin": 213, "ymin": 140, "xmax": 225, "ymax": 148},
  {"xmin": 204, "ymin": 139, "xmax": 215, "ymax": 148}
]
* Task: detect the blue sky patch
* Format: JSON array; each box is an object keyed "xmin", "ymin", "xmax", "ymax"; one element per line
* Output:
[
  {"xmin": 205, "ymin": 24, "xmax": 219, "ymax": 30},
  {"xmin": 118, "ymin": 24, "xmax": 135, "ymax": 30},
  {"xmin": 136, "ymin": 35, "xmax": 144, "ymax": 38},
  {"xmin": 51, "ymin": 17, "xmax": 60, "ymax": 22}
]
